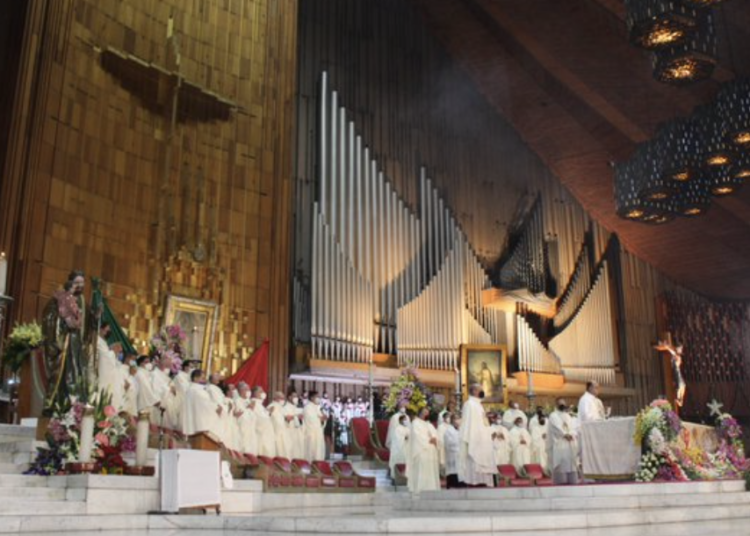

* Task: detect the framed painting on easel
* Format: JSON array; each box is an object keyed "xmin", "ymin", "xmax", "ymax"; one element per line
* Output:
[{"xmin": 460, "ymin": 344, "xmax": 508, "ymax": 406}]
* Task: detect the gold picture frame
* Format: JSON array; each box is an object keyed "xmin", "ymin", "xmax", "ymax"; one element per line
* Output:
[
  {"xmin": 164, "ymin": 295, "xmax": 218, "ymax": 370},
  {"xmin": 460, "ymin": 344, "xmax": 508, "ymax": 407}
]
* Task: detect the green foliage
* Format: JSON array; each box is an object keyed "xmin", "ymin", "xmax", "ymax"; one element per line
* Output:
[{"xmin": 2, "ymin": 321, "xmax": 43, "ymax": 372}]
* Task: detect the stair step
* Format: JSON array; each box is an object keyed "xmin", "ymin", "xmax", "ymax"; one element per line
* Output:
[
  {"xmin": 0, "ymin": 475, "xmax": 51, "ymax": 488},
  {"xmin": 0, "ymin": 424, "xmax": 36, "ymax": 442},
  {"xmin": 0, "ymin": 462, "xmax": 28, "ymax": 474},
  {"xmin": 0, "ymin": 487, "xmax": 67, "ymax": 500},
  {"xmin": 0, "ymin": 439, "xmax": 37, "ymax": 453},
  {"xmin": 0, "ymin": 500, "xmax": 86, "ymax": 515}
]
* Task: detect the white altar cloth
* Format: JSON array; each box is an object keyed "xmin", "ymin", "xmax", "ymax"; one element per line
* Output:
[
  {"xmin": 580, "ymin": 417, "xmax": 640, "ymax": 478},
  {"xmin": 161, "ymin": 450, "xmax": 221, "ymax": 512}
]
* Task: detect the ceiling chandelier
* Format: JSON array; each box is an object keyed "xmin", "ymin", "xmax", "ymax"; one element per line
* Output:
[
  {"xmin": 651, "ymin": 10, "xmax": 717, "ymax": 85},
  {"xmin": 625, "ymin": 0, "xmax": 699, "ymax": 50},
  {"xmin": 614, "ymin": 77, "xmax": 750, "ymax": 225}
]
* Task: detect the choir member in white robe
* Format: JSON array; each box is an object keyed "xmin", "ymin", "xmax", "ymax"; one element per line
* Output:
[
  {"xmin": 458, "ymin": 384, "xmax": 496, "ymax": 487},
  {"xmin": 251, "ymin": 386, "xmax": 276, "ymax": 457},
  {"xmin": 284, "ymin": 392, "xmax": 304, "ymax": 460},
  {"xmin": 509, "ymin": 417, "xmax": 532, "ymax": 474},
  {"xmin": 236, "ymin": 382, "xmax": 258, "ymax": 454},
  {"xmin": 530, "ymin": 414, "xmax": 549, "ymax": 473},
  {"xmin": 182, "ymin": 370, "xmax": 222, "ymax": 436},
  {"xmin": 443, "ymin": 415, "xmax": 462, "ymax": 488},
  {"xmin": 122, "ymin": 354, "xmax": 139, "ymax": 416},
  {"xmin": 135, "ymin": 356, "xmax": 160, "ymax": 416},
  {"xmin": 389, "ymin": 414, "xmax": 410, "ymax": 478},
  {"xmin": 502, "ymin": 401, "xmax": 528, "ymax": 430},
  {"xmin": 436, "ymin": 412, "xmax": 452, "ymax": 472},
  {"xmin": 548, "ymin": 398, "xmax": 580, "ymax": 485},
  {"xmin": 206, "ymin": 374, "xmax": 232, "ymax": 447},
  {"xmin": 267, "ymin": 392, "xmax": 293, "ymax": 459},
  {"xmin": 406, "ymin": 408, "xmax": 441, "ymax": 493},
  {"xmin": 578, "ymin": 381, "xmax": 606, "ymax": 423},
  {"xmin": 170, "ymin": 361, "xmax": 192, "ymax": 432},
  {"xmin": 303, "ymin": 392, "xmax": 327, "ymax": 462},
  {"xmin": 95, "ymin": 323, "xmax": 127, "ymax": 412},
  {"xmin": 438, "ymin": 400, "xmax": 457, "ymax": 425},
  {"xmin": 386, "ymin": 402, "xmax": 408, "ymax": 450},
  {"xmin": 151, "ymin": 355, "xmax": 176, "ymax": 428},
  {"xmin": 490, "ymin": 413, "xmax": 511, "ymax": 466}
]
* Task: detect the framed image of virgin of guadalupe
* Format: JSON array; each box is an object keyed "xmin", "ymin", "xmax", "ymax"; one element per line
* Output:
[
  {"xmin": 164, "ymin": 295, "xmax": 218, "ymax": 370},
  {"xmin": 460, "ymin": 344, "xmax": 507, "ymax": 406}
]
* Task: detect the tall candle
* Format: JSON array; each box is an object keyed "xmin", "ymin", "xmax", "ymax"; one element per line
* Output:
[
  {"xmin": 454, "ymin": 367, "xmax": 460, "ymax": 394},
  {"xmin": 0, "ymin": 252, "xmax": 7, "ymax": 296},
  {"xmin": 78, "ymin": 405, "xmax": 95, "ymax": 463},
  {"xmin": 136, "ymin": 410, "xmax": 150, "ymax": 467}
]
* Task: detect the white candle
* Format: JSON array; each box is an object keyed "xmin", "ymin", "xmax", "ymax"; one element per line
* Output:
[
  {"xmin": 0, "ymin": 252, "xmax": 7, "ymax": 297},
  {"xmin": 454, "ymin": 367, "xmax": 460, "ymax": 394},
  {"xmin": 78, "ymin": 405, "xmax": 95, "ymax": 463},
  {"xmin": 136, "ymin": 410, "xmax": 150, "ymax": 467},
  {"xmin": 167, "ymin": 17, "xmax": 174, "ymax": 39}
]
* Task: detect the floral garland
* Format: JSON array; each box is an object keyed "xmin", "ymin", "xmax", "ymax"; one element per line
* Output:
[
  {"xmin": 633, "ymin": 399, "xmax": 748, "ymax": 483},
  {"xmin": 2, "ymin": 321, "xmax": 43, "ymax": 373},
  {"xmin": 149, "ymin": 324, "xmax": 187, "ymax": 374},
  {"xmin": 26, "ymin": 387, "xmax": 135, "ymax": 475},
  {"xmin": 384, "ymin": 364, "xmax": 433, "ymax": 415}
]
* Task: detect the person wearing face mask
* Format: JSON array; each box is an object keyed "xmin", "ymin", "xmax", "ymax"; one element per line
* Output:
[
  {"xmin": 444, "ymin": 414, "xmax": 462, "ymax": 488},
  {"xmin": 284, "ymin": 392, "xmax": 304, "ymax": 460},
  {"xmin": 436, "ymin": 412, "xmax": 451, "ymax": 473},
  {"xmin": 303, "ymin": 391, "xmax": 327, "ymax": 462},
  {"xmin": 458, "ymin": 384, "xmax": 496, "ymax": 487},
  {"xmin": 530, "ymin": 410, "xmax": 549, "ymax": 474},
  {"xmin": 135, "ymin": 355, "xmax": 160, "ymax": 414},
  {"xmin": 235, "ymin": 382, "xmax": 258, "ymax": 454},
  {"xmin": 548, "ymin": 398, "xmax": 580, "ymax": 485},
  {"xmin": 250, "ymin": 386, "xmax": 276, "ymax": 457},
  {"xmin": 95, "ymin": 322, "xmax": 127, "ymax": 413},
  {"xmin": 489, "ymin": 412, "xmax": 511, "ymax": 468},
  {"xmin": 406, "ymin": 407, "xmax": 441, "ymax": 493},
  {"xmin": 182, "ymin": 369, "xmax": 218, "ymax": 436},
  {"xmin": 502, "ymin": 400, "xmax": 528, "ymax": 430},
  {"xmin": 170, "ymin": 360, "xmax": 193, "ymax": 431},
  {"xmin": 267, "ymin": 391, "xmax": 293, "ymax": 458},
  {"xmin": 121, "ymin": 353, "xmax": 139, "ymax": 416},
  {"xmin": 509, "ymin": 416, "xmax": 532, "ymax": 475},
  {"xmin": 386, "ymin": 401, "xmax": 409, "ymax": 450},
  {"xmin": 389, "ymin": 413, "xmax": 410, "ymax": 479}
]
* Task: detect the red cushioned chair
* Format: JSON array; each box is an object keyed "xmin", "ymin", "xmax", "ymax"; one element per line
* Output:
[
  {"xmin": 311, "ymin": 460, "xmax": 341, "ymax": 490},
  {"xmin": 374, "ymin": 447, "xmax": 390, "ymax": 465},
  {"xmin": 498, "ymin": 465, "xmax": 533, "ymax": 487},
  {"xmin": 290, "ymin": 459, "xmax": 323, "ymax": 490},
  {"xmin": 254, "ymin": 455, "xmax": 291, "ymax": 491},
  {"xmin": 333, "ymin": 461, "xmax": 376, "ymax": 492},
  {"xmin": 373, "ymin": 420, "xmax": 390, "ymax": 449},
  {"xmin": 273, "ymin": 457, "xmax": 299, "ymax": 488},
  {"xmin": 349, "ymin": 417, "xmax": 376, "ymax": 459},
  {"xmin": 524, "ymin": 464, "xmax": 554, "ymax": 486}
]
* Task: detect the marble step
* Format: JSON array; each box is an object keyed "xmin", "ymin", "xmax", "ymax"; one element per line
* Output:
[
  {"xmin": 0, "ymin": 424, "xmax": 36, "ymax": 442},
  {"xmin": 0, "ymin": 475, "xmax": 51, "ymax": 488},
  {"xmin": 0, "ymin": 487, "xmax": 67, "ymax": 501},
  {"xmin": 0, "ymin": 499, "xmax": 87, "ymax": 516},
  {"xmin": 0, "ymin": 451, "xmax": 32, "ymax": 464},
  {"xmin": 0, "ymin": 439, "xmax": 37, "ymax": 453},
  {"xmin": 0, "ymin": 462, "xmax": 28, "ymax": 474}
]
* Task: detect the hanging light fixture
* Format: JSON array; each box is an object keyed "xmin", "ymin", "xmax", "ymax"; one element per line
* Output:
[
  {"xmin": 673, "ymin": 175, "xmax": 711, "ymax": 216},
  {"xmin": 652, "ymin": 9, "xmax": 717, "ymax": 85},
  {"xmin": 624, "ymin": 0, "xmax": 698, "ymax": 50},
  {"xmin": 731, "ymin": 153, "xmax": 750, "ymax": 182},
  {"xmin": 615, "ymin": 157, "xmax": 649, "ymax": 221},
  {"xmin": 694, "ymin": 104, "xmax": 735, "ymax": 169},
  {"xmin": 653, "ymin": 118, "xmax": 701, "ymax": 183},
  {"xmin": 706, "ymin": 166, "xmax": 743, "ymax": 196},
  {"xmin": 715, "ymin": 78, "xmax": 750, "ymax": 151},
  {"xmin": 637, "ymin": 138, "xmax": 679, "ymax": 202}
]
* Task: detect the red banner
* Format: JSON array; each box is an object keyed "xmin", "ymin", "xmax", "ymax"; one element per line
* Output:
[{"xmin": 225, "ymin": 339, "xmax": 269, "ymax": 392}]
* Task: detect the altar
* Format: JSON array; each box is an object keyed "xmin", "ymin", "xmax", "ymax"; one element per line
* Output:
[{"xmin": 581, "ymin": 418, "xmax": 718, "ymax": 479}]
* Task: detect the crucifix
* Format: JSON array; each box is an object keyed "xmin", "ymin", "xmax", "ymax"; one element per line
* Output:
[{"xmin": 654, "ymin": 332, "xmax": 687, "ymax": 410}]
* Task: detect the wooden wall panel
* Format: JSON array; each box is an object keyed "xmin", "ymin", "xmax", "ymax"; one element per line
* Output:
[{"xmin": 0, "ymin": 0, "xmax": 298, "ymax": 392}]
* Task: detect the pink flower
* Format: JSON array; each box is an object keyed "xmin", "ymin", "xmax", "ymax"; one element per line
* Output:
[
  {"xmin": 103, "ymin": 406, "xmax": 117, "ymax": 418},
  {"xmin": 95, "ymin": 433, "xmax": 110, "ymax": 447},
  {"xmin": 97, "ymin": 420, "xmax": 112, "ymax": 429}
]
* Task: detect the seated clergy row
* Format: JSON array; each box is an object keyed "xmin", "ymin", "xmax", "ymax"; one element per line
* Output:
[{"xmin": 96, "ymin": 325, "xmax": 327, "ymax": 461}]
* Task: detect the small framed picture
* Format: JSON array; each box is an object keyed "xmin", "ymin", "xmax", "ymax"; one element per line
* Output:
[
  {"xmin": 164, "ymin": 295, "xmax": 218, "ymax": 370},
  {"xmin": 460, "ymin": 344, "xmax": 508, "ymax": 406}
]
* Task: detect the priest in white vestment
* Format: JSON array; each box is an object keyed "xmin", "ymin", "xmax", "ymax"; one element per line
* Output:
[
  {"xmin": 578, "ymin": 381, "xmax": 606, "ymax": 423},
  {"xmin": 182, "ymin": 370, "xmax": 221, "ymax": 436},
  {"xmin": 206, "ymin": 374, "xmax": 232, "ymax": 447},
  {"xmin": 530, "ymin": 415, "xmax": 549, "ymax": 473},
  {"xmin": 502, "ymin": 401, "xmax": 528, "ymax": 430},
  {"xmin": 95, "ymin": 323, "xmax": 127, "ymax": 412},
  {"xmin": 458, "ymin": 384, "xmax": 496, "ymax": 487},
  {"xmin": 236, "ymin": 382, "xmax": 258, "ymax": 454},
  {"xmin": 135, "ymin": 356, "xmax": 160, "ymax": 415},
  {"xmin": 151, "ymin": 354, "xmax": 176, "ymax": 428},
  {"xmin": 169, "ymin": 361, "xmax": 193, "ymax": 432},
  {"xmin": 267, "ymin": 392, "xmax": 293, "ymax": 459},
  {"xmin": 303, "ymin": 392, "xmax": 327, "ymax": 462},
  {"xmin": 389, "ymin": 414, "xmax": 410, "ymax": 478},
  {"xmin": 443, "ymin": 415, "xmax": 461, "ymax": 488},
  {"xmin": 386, "ymin": 402, "xmax": 408, "ymax": 449},
  {"xmin": 406, "ymin": 408, "xmax": 441, "ymax": 493},
  {"xmin": 548, "ymin": 398, "xmax": 580, "ymax": 485},
  {"xmin": 122, "ymin": 354, "xmax": 139, "ymax": 416},
  {"xmin": 490, "ymin": 413, "xmax": 511, "ymax": 466},
  {"xmin": 284, "ymin": 392, "xmax": 304, "ymax": 460},
  {"xmin": 509, "ymin": 416, "xmax": 532, "ymax": 474},
  {"xmin": 251, "ymin": 386, "xmax": 276, "ymax": 457},
  {"xmin": 436, "ymin": 412, "xmax": 452, "ymax": 472}
]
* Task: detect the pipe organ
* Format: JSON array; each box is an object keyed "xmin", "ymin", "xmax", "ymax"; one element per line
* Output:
[
  {"xmin": 516, "ymin": 315, "xmax": 562, "ymax": 374},
  {"xmin": 499, "ymin": 198, "xmax": 547, "ymax": 294},
  {"xmin": 308, "ymin": 72, "xmax": 503, "ymax": 370},
  {"xmin": 549, "ymin": 262, "xmax": 618, "ymax": 386},
  {"xmin": 554, "ymin": 244, "xmax": 592, "ymax": 328}
]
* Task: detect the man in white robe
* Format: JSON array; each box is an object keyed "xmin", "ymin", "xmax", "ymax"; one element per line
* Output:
[
  {"xmin": 206, "ymin": 373, "xmax": 231, "ymax": 447},
  {"xmin": 458, "ymin": 384, "xmax": 496, "ymax": 487},
  {"xmin": 389, "ymin": 414, "xmax": 410, "ymax": 478},
  {"xmin": 386, "ymin": 402, "xmax": 408, "ymax": 450},
  {"xmin": 406, "ymin": 408, "xmax": 441, "ymax": 493},
  {"xmin": 284, "ymin": 392, "xmax": 304, "ymax": 460},
  {"xmin": 151, "ymin": 354, "xmax": 176, "ymax": 428},
  {"xmin": 135, "ymin": 356, "xmax": 160, "ymax": 416},
  {"xmin": 548, "ymin": 398, "xmax": 580, "ymax": 485},
  {"xmin": 578, "ymin": 381, "xmax": 606, "ymax": 423},
  {"xmin": 303, "ymin": 391, "xmax": 327, "ymax": 462},
  {"xmin": 530, "ymin": 414, "xmax": 549, "ymax": 473},
  {"xmin": 509, "ymin": 416, "xmax": 532, "ymax": 475},
  {"xmin": 182, "ymin": 370, "xmax": 222, "ymax": 436},
  {"xmin": 502, "ymin": 401, "xmax": 528, "ymax": 430},
  {"xmin": 121, "ymin": 354, "xmax": 139, "ymax": 416},
  {"xmin": 169, "ymin": 361, "xmax": 193, "ymax": 432},
  {"xmin": 490, "ymin": 413, "xmax": 511, "ymax": 466},
  {"xmin": 236, "ymin": 382, "xmax": 258, "ymax": 454},
  {"xmin": 251, "ymin": 386, "xmax": 276, "ymax": 457},
  {"xmin": 443, "ymin": 415, "xmax": 461, "ymax": 488},
  {"xmin": 267, "ymin": 391, "xmax": 293, "ymax": 459},
  {"xmin": 95, "ymin": 323, "xmax": 127, "ymax": 412},
  {"xmin": 436, "ymin": 412, "xmax": 452, "ymax": 472}
]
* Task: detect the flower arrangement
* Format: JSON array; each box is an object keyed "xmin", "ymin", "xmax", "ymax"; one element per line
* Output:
[
  {"xmin": 26, "ymin": 386, "xmax": 135, "ymax": 476},
  {"xmin": 634, "ymin": 399, "xmax": 682, "ymax": 446},
  {"xmin": 149, "ymin": 324, "xmax": 187, "ymax": 374},
  {"xmin": 384, "ymin": 364, "xmax": 433, "ymax": 415},
  {"xmin": 635, "ymin": 451, "xmax": 663, "ymax": 482},
  {"xmin": 2, "ymin": 321, "xmax": 43, "ymax": 373}
]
